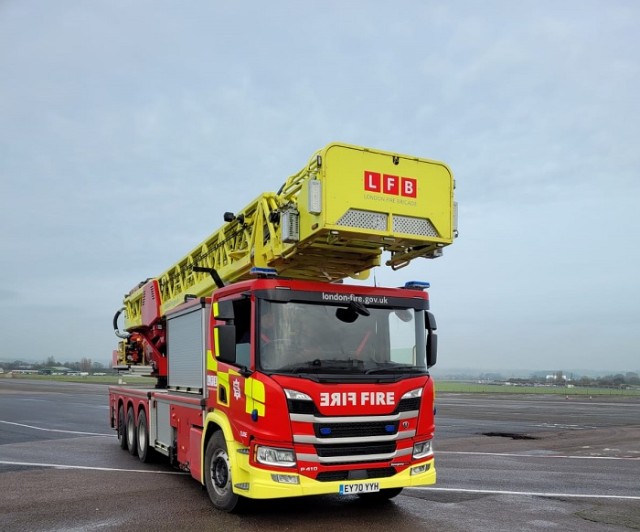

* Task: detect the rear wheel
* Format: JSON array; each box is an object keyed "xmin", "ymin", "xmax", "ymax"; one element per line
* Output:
[
  {"xmin": 136, "ymin": 409, "xmax": 152, "ymax": 463},
  {"xmin": 117, "ymin": 403, "xmax": 127, "ymax": 450},
  {"xmin": 357, "ymin": 487, "xmax": 403, "ymax": 501},
  {"xmin": 126, "ymin": 406, "xmax": 137, "ymax": 456},
  {"xmin": 204, "ymin": 431, "xmax": 243, "ymax": 512}
]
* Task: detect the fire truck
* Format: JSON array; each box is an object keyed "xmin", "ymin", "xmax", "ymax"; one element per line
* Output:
[{"xmin": 109, "ymin": 142, "xmax": 457, "ymax": 512}]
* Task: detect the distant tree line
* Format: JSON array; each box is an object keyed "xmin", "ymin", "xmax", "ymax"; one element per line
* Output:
[
  {"xmin": 576, "ymin": 372, "xmax": 640, "ymax": 387},
  {"xmin": 1, "ymin": 356, "xmax": 108, "ymax": 373},
  {"xmin": 498, "ymin": 372, "xmax": 640, "ymax": 388}
]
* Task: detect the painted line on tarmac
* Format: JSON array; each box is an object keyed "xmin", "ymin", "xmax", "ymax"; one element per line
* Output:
[
  {"xmin": 0, "ymin": 419, "xmax": 113, "ymax": 437},
  {"xmin": 437, "ymin": 400, "xmax": 639, "ymax": 408},
  {"xmin": 0, "ymin": 460, "xmax": 188, "ymax": 475},
  {"xmin": 409, "ymin": 486, "xmax": 640, "ymax": 501},
  {"xmin": 439, "ymin": 450, "xmax": 639, "ymax": 461}
]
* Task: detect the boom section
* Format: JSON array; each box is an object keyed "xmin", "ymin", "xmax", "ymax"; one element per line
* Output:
[{"xmin": 123, "ymin": 143, "xmax": 456, "ymax": 330}]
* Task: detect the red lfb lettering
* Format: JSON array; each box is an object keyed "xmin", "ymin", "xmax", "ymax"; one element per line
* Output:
[
  {"xmin": 383, "ymin": 174, "xmax": 399, "ymax": 195},
  {"xmin": 401, "ymin": 177, "xmax": 417, "ymax": 198},
  {"xmin": 364, "ymin": 171, "xmax": 381, "ymax": 192},
  {"xmin": 364, "ymin": 170, "xmax": 419, "ymax": 199}
]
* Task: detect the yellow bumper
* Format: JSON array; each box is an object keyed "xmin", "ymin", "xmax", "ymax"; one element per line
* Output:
[{"xmin": 230, "ymin": 451, "xmax": 436, "ymax": 499}]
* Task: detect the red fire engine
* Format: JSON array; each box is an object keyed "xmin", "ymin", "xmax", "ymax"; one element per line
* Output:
[{"xmin": 109, "ymin": 142, "xmax": 457, "ymax": 511}]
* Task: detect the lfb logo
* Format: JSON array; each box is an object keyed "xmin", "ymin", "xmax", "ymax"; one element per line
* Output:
[{"xmin": 364, "ymin": 171, "xmax": 417, "ymax": 198}]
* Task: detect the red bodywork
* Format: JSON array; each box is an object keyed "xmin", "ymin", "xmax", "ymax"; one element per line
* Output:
[{"xmin": 110, "ymin": 278, "xmax": 435, "ymax": 489}]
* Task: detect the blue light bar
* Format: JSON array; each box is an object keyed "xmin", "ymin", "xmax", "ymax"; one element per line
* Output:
[
  {"xmin": 404, "ymin": 281, "xmax": 430, "ymax": 290},
  {"xmin": 250, "ymin": 267, "xmax": 278, "ymax": 277}
]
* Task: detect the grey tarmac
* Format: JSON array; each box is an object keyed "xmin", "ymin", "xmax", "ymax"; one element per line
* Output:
[{"xmin": 1, "ymin": 379, "xmax": 638, "ymax": 531}]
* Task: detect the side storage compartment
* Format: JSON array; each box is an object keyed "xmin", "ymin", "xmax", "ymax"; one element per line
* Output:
[
  {"xmin": 153, "ymin": 398, "xmax": 172, "ymax": 457},
  {"xmin": 166, "ymin": 299, "xmax": 209, "ymax": 393},
  {"xmin": 152, "ymin": 395, "xmax": 205, "ymax": 473}
]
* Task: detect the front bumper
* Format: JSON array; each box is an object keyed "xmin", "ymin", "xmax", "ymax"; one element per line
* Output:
[{"xmin": 229, "ymin": 448, "xmax": 436, "ymax": 499}]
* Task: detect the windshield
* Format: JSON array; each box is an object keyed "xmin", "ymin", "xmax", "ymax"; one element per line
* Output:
[{"xmin": 257, "ymin": 299, "xmax": 427, "ymax": 375}]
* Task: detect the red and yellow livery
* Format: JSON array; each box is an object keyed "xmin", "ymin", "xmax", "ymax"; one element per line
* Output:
[{"xmin": 109, "ymin": 143, "xmax": 456, "ymax": 512}]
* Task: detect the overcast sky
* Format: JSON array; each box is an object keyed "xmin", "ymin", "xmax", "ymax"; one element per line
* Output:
[{"xmin": 1, "ymin": 1, "xmax": 638, "ymax": 373}]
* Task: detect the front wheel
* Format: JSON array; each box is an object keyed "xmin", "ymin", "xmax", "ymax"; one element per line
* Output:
[
  {"xmin": 204, "ymin": 431, "xmax": 243, "ymax": 512},
  {"xmin": 357, "ymin": 487, "xmax": 403, "ymax": 501}
]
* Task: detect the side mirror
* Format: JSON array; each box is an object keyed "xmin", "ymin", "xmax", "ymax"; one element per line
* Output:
[
  {"xmin": 425, "ymin": 311, "xmax": 437, "ymax": 368},
  {"xmin": 425, "ymin": 311, "xmax": 437, "ymax": 331},
  {"xmin": 215, "ymin": 300, "xmax": 235, "ymax": 322},
  {"xmin": 427, "ymin": 330, "xmax": 437, "ymax": 368},
  {"xmin": 215, "ymin": 325, "xmax": 237, "ymax": 364}
]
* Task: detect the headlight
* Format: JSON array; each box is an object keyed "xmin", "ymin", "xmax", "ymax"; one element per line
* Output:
[
  {"xmin": 284, "ymin": 388, "xmax": 312, "ymax": 401},
  {"xmin": 402, "ymin": 387, "xmax": 423, "ymax": 400},
  {"xmin": 412, "ymin": 439, "xmax": 433, "ymax": 459},
  {"xmin": 256, "ymin": 445, "xmax": 297, "ymax": 467}
]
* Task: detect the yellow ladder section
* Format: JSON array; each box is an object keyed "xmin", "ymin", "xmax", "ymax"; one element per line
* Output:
[{"xmin": 123, "ymin": 142, "xmax": 456, "ymax": 330}]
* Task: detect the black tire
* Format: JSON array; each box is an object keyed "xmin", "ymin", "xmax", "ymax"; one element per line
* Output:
[
  {"xmin": 204, "ymin": 431, "xmax": 243, "ymax": 512},
  {"xmin": 357, "ymin": 487, "xmax": 403, "ymax": 501},
  {"xmin": 126, "ymin": 405, "xmax": 137, "ymax": 456},
  {"xmin": 136, "ymin": 409, "xmax": 152, "ymax": 463},
  {"xmin": 117, "ymin": 403, "xmax": 127, "ymax": 450}
]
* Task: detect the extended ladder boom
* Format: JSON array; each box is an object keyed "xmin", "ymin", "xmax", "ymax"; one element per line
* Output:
[{"xmin": 122, "ymin": 142, "xmax": 456, "ymax": 330}]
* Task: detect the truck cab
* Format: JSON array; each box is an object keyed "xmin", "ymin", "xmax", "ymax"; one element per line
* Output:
[{"xmin": 196, "ymin": 278, "xmax": 437, "ymax": 510}]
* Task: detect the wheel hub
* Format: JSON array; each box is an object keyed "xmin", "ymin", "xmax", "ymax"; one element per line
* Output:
[{"xmin": 213, "ymin": 454, "xmax": 229, "ymax": 490}]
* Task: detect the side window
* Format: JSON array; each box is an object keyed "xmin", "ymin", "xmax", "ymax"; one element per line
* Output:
[
  {"xmin": 232, "ymin": 298, "xmax": 252, "ymax": 368},
  {"xmin": 388, "ymin": 309, "xmax": 416, "ymax": 364}
]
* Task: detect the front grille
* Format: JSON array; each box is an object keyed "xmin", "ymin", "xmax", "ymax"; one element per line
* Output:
[
  {"xmin": 314, "ymin": 421, "xmax": 398, "ymax": 438},
  {"xmin": 315, "ymin": 442, "xmax": 396, "ymax": 457},
  {"xmin": 316, "ymin": 467, "xmax": 396, "ymax": 482}
]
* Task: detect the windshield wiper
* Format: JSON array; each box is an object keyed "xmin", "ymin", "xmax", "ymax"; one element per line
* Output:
[
  {"xmin": 320, "ymin": 358, "xmax": 364, "ymax": 367},
  {"xmin": 364, "ymin": 363, "xmax": 426, "ymax": 375},
  {"xmin": 276, "ymin": 358, "xmax": 365, "ymax": 374},
  {"xmin": 275, "ymin": 360, "xmax": 322, "ymax": 374}
]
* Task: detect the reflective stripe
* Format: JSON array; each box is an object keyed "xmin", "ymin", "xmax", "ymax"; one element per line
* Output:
[
  {"xmin": 245, "ymin": 377, "xmax": 266, "ymax": 417},
  {"xmin": 206, "ymin": 349, "xmax": 218, "ymax": 373},
  {"xmin": 211, "ymin": 303, "xmax": 220, "ymax": 368}
]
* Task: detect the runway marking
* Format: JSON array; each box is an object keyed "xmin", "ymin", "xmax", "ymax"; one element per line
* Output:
[
  {"xmin": 437, "ymin": 400, "xmax": 638, "ymax": 408},
  {"xmin": 409, "ymin": 486, "xmax": 640, "ymax": 501},
  {"xmin": 439, "ymin": 450, "xmax": 640, "ymax": 461},
  {"xmin": 0, "ymin": 460, "xmax": 188, "ymax": 475},
  {"xmin": 0, "ymin": 419, "xmax": 113, "ymax": 437}
]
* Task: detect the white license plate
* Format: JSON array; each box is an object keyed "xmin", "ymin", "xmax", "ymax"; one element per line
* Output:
[{"xmin": 339, "ymin": 482, "xmax": 380, "ymax": 495}]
